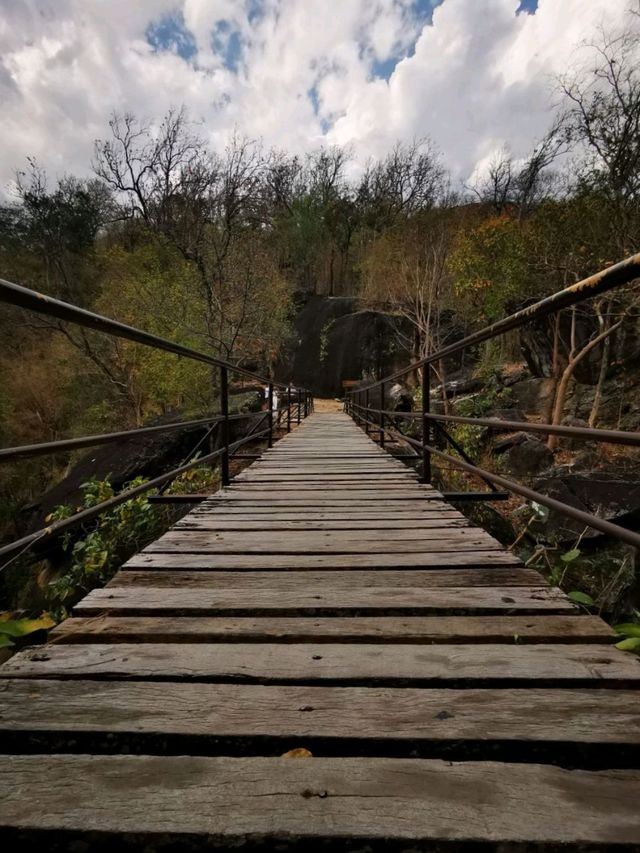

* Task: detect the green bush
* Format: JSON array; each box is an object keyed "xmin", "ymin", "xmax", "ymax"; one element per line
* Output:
[{"xmin": 46, "ymin": 465, "xmax": 218, "ymax": 617}]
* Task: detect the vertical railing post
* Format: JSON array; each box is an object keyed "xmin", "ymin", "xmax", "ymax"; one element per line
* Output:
[
  {"xmin": 287, "ymin": 385, "xmax": 292, "ymax": 433},
  {"xmin": 364, "ymin": 388, "xmax": 370, "ymax": 436},
  {"xmin": 379, "ymin": 382, "xmax": 385, "ymax": 448},
  {"xmin": 421, "ymin": 364, "xmax": 431, "ymax": 484},
  {"xmin": 304, "ymin": 391, "xmax": 308, "ymax": 419},
  {"xmin": 220, "ymin": 365, "xmax": 230, "ymax": 486},
  {"xmin": 268, "ymin": 382, "xmax": 274, "ymax": 448},
  {"xmin": 297, "ymin": 389, "xmax": 301, "ymax": 424}
]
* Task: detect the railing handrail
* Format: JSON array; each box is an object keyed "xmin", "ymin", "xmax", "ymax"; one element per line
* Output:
[
  {"xmin": 0, "ymin": 427, "xmax": 271, "ymax": 563},
  {"xmin": 0, "ymin": 275, "xmax": 314, "ymax": 570},
  {"xmin": 353, "ymin": 252, "xmax": 640, "ymax": 393},
  {"xmin": 0, "ymin": 276, "xmax": 300, "ymax": 392},
  {"xmin": 346, "ymin": 254, "xmax": 640, "ymax": 553},
  {"xmin": 349, "ymin": 404, "xmax": 640, "ymax": 448}
]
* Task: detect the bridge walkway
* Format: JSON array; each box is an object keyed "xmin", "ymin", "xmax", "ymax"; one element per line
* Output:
[{"xmin": 1, "ymin": 412, "xmax": 639, "ymax": 848}]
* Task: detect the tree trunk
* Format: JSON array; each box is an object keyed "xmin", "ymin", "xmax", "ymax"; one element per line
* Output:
[
  {"xmin": 588, "ymin": 304, "xmax": 611, "ymax": 428},
  {"xmin": 548, "ymin": 317, "xmax": 624, "ymax": 450}
]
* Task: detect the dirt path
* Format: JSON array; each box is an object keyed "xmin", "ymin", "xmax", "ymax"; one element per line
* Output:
[{"xmin": 313, "ymin": 397, "xmax": 343, "ymax": 412}]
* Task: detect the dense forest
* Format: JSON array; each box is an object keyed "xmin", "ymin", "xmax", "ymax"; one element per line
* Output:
[{"xmin": 1, "ymin": 14, "xmax": 639, "ymax": 621}]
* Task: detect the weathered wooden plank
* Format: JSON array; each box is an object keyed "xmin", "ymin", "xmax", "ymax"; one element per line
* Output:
[
  {"xmin": 227, "ymin": 481, "xmax": 420, "ymax": 489},
  {"xmin": 4, "ymin": 642, "xmax": 637, "ymax": 685},
  {"xmin": 144, "ymin": 532, "xmax": 503, "ymax": 554},
  {"xmin": 208, "ymin": 497, "xmax": 448, "ymax": 505},
  {"xmin": 238, "ymin": 466, "xmax": 414, "ymax": 473},
  {"xmin": 125, "ymin": 551, "xmax": 523, "ymax": 570},
  {"xmin": 72, "ymin": 585, "xmax": 571, "ymax": 616},
  {"xmin": 0, "ymin": 681, "xmax": 636, "ymax": 749},
  {"xmin": 50, "ymin": 614, "xmax": 615, "ymax": 645},
  {"xmin": 112, "ymin": 568, "xmax": 544, "ymax": 588},
  {"xmin": 176, "ymin": 517, "xmax": 469, "ymax": 530},
  {"xmin": 189, "ymin": 508, "xmax": 463, "ymax": 519},
  {"xmin": 2, "ymin": 755, "xmax": 639, "ymax": 846},
  {"xmin": 242, "ymin": 464, "xmax": 408, "ymax": 470}
]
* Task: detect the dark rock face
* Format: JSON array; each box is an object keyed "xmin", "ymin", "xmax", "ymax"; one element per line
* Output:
[
  {"xmin": 278, "ymin": 295, "xmax": 412, "ymax": 397},
  {"xmin": 509, "ymin": 377, "xmax": 556, "ymax": 416},
  {"xmin": 389, "ymin": 383, "xmax": 414, "ymax": 412},
  {"xmin": 503, "ymin": 437, "xmax": 554, "ymax": 477},
  {"xmin": 492, "ymin": 431, "xmax": 529, "ymax": 454},
  {"xmin": 532, "ymin": 472, "xmax": 640, "ymax": 543},
  {"xmin": 16, "ymin": 413, "xmax": 259, "ymax": 537}
]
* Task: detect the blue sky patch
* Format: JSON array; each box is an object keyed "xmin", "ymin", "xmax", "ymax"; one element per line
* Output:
[
  {"xmin": 247, "ymin": 0, "xmax": 264, "ymax": 24},
  {"xmin": 413, "ymin": 0, "xmax": 443, "ymax": 24},
  {"xmin": 517, "ymin": 0, "xmax": 539, "ymax": 13},
  {"xmin": 212, "ymin": 20, "xmax": 243, "ymax": 71},
  {"xmin": 370, "ymin": 0, "xmax": 441, "ymax": 82},
  {"xmin": 372, "ymin": 56, "xmax": 399, "ymax": 80},
  {"xmin": 145, "ymin": 12, "xmax": 196, "ymax": 61},
  {"xmin": 307, "ymin": 85, "xmax": 330, "ymax": 132}
]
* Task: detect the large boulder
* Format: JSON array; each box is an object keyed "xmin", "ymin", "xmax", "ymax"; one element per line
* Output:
[
  {"xmin": 531, "ymin": 472, "xmax": 640, "ymax": 543},
  {"xmin": 277, "ymin": 296, "xmax": 412, "ymax": 398},
  {"xmin": 509, "ymin": 377, "xmax": 556, "ymax": 417},
  {"xmin": 503, "ymin": 437, "xmax": 554, "ymax": 477}
]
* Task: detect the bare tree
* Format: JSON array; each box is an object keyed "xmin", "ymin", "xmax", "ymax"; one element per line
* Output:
[
  {"xmin": 358, "ymin": 139, "xmax": 445, "ymax": 230},
  {"xmin": 559, "ymin": 14, "xmax": 640, "ymax": 251},
  {"xmin": 468, "ymin": 122, "xmax": 563, "ymax": 217},
  {"xmin": 94, "ymin": 111, "xmax": 286, "ymax": 366}
]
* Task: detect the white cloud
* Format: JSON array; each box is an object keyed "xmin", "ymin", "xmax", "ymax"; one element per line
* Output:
[{"xmin": 0, "ymin": 0, "xmax": 634, "ymax": 194}]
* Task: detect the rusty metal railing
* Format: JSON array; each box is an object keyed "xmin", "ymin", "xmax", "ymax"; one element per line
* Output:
[
  {"xmin": 346, "ymin": 254, "xmax": 640, "ymax": 551},
  {"xmin": 0, "ymin": 277, "xmax": 312, "ymax": 565}
]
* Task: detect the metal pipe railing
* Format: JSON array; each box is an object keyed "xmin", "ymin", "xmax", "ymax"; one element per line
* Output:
[
  {"xmin": 0, "ymin": 276, "xmax": 313, "ymax": 567},
  {"xmin": 386, "ymin": 425, "xmax": 640, "ymax": 550},
  {"xmin": 0, "ymin": 428, "xmax": 271, "ymax": 563},
  {"xmin": 346, "ymin": 254, "xmax": 640, "ymax": 551},
  {"xmin": 349, "ymin": 405, "xmax": 640, "ymax": 448},
  {"xmin": 351, "ymin": 253, "xmax": 640, "ymax": 394},
  {"xmin": 0, "ymin": 277, "xmax": 295, "ymax": 390}
]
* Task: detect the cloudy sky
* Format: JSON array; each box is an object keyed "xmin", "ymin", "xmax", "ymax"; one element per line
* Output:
[{"xmin": 0, "ymin": 0, "xmax": 634, "ymax": 192}]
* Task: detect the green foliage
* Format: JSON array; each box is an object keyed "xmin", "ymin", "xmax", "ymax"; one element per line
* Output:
[
  {"xmin": 46, "ymin": 477, "xmax": 161, "ymax": 614},
  {"xmin": 44, "ymin": 466, "xmax": 219, "ymax": 617},
  {"xmin": 448, "ymin": 384, "xmax": 513, "ymax": 460},
  {"xmin": 614, "ymin": 614, "xmax": 640, "ymax": 653},
  {"xmin": 567, "ymin": 590, "xmax": 595, "ymax": 607},
  {"xmin": 449, "ymin": 215, "xmax": 530, "ymax": 322},
  {"xmin": 0, "ymin": 612, "xmax": 56, "ymax": 649}
]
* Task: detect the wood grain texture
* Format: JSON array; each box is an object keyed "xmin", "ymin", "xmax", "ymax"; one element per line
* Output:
[
  {"xmin": 72, "ymin": 585, "xmax": 573, "ymax": 615},
  {"xmin": 176, "ymin": 517, "xmax": 469, "ymax": 530},
  {"xmin": 1, "ymin": 754, "xmax": 639, "ymax": 846},
  {"xmin": 144, "ymin": 529, "xmax": 503, "ymax": 554},
  {"xmin": 4, "ymin": 642, "xmax": 638, "ymax": 685},
  {"xmin": 111, "ymin": 567, "xmax": 545, "ymax": 588},
  {"xmin": 1, "ymin": 680, "xmax": 636, "ymax": 745},
  {"xmin": 50, "ymin": 614, "xmax": 615, "ymax": 645},
  {"xmin": 125, "ymin": 550, "xmax": 522, "ymax": 569}
]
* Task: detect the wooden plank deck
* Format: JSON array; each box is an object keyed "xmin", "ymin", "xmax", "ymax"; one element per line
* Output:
[{"xmin": 1, "ymin": 411, "xmax": 640, "ymax": 850}]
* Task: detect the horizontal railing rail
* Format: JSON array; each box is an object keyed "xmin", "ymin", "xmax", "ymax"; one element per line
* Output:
[
  {"xmin": 0, "ymin": 428, "xmax": 270, "ymax": 563},
  {"xmin": 352, "ymin": 253, "xmax": 640, "ymax": 393},
  {"xmin": 346, "ymin": 254, "xmax": 640, "ymax": 551},
  {"xmin": 0, "ymin": 276, "xmax": 313, "ymax": 568},
  {"xmin": 349, "ymin": 405, "xmax": 640, "ymax": 448},
  {"xmin": 0, "ymin": 278, "xmax": 295, "ymax": 389}
]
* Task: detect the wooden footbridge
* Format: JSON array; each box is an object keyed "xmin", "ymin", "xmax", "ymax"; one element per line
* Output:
[
  {"xmin": 2, "ymin": 260, "xmax": 640, "ymax": 848},
  {"xmin": 1, "ymin": 411, "xmax": 640, "ymax": 849}
]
